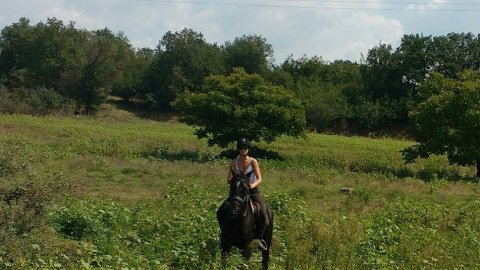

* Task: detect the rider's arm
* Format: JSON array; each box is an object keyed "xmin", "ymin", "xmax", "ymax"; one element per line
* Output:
[
  {"xmin": 249, "ymin": 158, "xmax": 262, "ymax": 189},
  {"xmin": 227, "ymin": 161, "xmax": 234, "ymax": 185}
]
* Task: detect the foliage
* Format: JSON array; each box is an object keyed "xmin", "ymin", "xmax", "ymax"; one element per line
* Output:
[
  {"xmin": 0, "ymin": 18, "xmax": 86, "ymax": 92},
  {"xmin": 111, "ymin": 47, "xmax": 154, "ymax": 101},
  {"xmin": 0, "ymin": 86, "xmax": 72, "ymax": 115},
  {"xmin": 0, "ymin": 136, "xmax": 69, "ymax": 264},
  {"xmin": 0, "ymin": 18, "xmax": 139, "ymax": 115},
  {"xmin": 144, "ymin": 28, "xmax": 225, "ymax": 108},
  {"xmin": 2, "ymin": 114, "xmax": 480, "ymax": 269},
  {"xmin": 172, "ymin": 68, "xmax": 306, "ymax": 147},
  {"xmin": 294, "ymin": 78, "xmax": 351, "ymax": 131},
  {"xmin": 359, "ymin": 43, "xmax": 409, "ymax": 128},
  {"xmin": 357, "ymin": 199, "xmax": 480, "ymax": 269},
  {"xmin": 222, "ymin": 34, "xmax": 274, "ymax": 75},
  {"xmin": 3, "ymin": 16, "xmax": 480, "ymax": 138},
  {"xmin": 402, "ymin": 70, "xmax": 480, "ymax": 177}
]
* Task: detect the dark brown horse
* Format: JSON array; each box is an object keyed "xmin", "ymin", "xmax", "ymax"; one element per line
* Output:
[{"xmin": 216, "ymin": 172, "xmax": 273, "ymax": 269}]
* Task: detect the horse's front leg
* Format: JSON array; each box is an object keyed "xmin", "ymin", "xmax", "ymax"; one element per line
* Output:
[
  {"xmin": 241, "ymin": 245, "xmax": 252, "ymax": 260},
  {"xmin": 220, "ymin": 247, "xmax": 230, "ymax": 270},
  {"xmin": 261, "ymin": 249, "xmax": 269, "ymax": 270}
]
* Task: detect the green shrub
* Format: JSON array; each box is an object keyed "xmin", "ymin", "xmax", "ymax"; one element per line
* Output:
[
  {"xmin": 0, "ymin": 173, "xmax": 69, "ymax": 265},
  {"xmin": 0, "ymin": 87, "xmax": 72, "ymax": 115},
  {"xmin": 356, "ymin": 199, "xmax": 480, "ymax": 269}
]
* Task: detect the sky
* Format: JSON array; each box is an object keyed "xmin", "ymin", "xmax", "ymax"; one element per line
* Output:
[{"xmin": 1, "ymin": 0, "xmax": 480, "ymax": 64}]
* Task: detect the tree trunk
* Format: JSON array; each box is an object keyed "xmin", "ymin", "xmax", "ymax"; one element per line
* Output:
[{"xmin": 477, "ymin": 160, "xmax": 480, "ymax": 178}]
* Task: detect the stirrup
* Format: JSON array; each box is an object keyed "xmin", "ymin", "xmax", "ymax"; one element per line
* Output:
[{"xmin": 258, "ymin": 239, "xmax": 268, "ymax": 251}]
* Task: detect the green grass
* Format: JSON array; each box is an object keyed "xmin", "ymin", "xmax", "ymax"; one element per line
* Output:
[{"xmin": 1, "ymin": 113, "xmax": 480, "ymax": 269}]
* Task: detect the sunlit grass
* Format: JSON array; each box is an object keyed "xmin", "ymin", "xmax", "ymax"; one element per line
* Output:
[{"xmin": 1, "ymin": 113, "xmax": 480, "ymax": 269}]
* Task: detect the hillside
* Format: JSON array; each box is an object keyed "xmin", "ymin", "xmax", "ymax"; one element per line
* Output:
[{"xmin": 1, "ymin": 110, "xmax": 479, "ymax": 269}]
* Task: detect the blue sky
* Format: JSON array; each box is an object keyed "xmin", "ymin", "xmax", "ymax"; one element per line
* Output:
[{"xmin": 1, "ymin": 0, "xmax": 480, "ymax": 63}]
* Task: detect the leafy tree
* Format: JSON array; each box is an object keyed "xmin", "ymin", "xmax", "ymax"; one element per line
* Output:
[
  {"xmin": 294, "ymin": 78, "xmax": 350, "ymax": 131},
  {"xmin": 0, "ymin": 18, "xmax": 86, "ymax": 93},
  {"xmin": 279, "ymin": 56, "xmax": 363, "ymax": 131},
  {"xmin": 281, "ymin": 55, "xmax": 328, "ymax": 82},
  {"xmin": 145, "ymin": 29, "xmax": 225, "ymax": 108},
  {"xmin": 361, "ymin": 43, "xmax": 405, "ymax": 101},
  {"xmin": 172, "ymin": 68, "xmax": 306, "ymax": 148},
  {"xmin": 396, "ymin": 33, "xmax": 480, "ymax": 101},
  {"xmin": 402, "ymin": 70, "xmax": 480, "ymax": 178},
  {"xmin": 0, "ymin": 18, "xmax": 36, "ymax": 88},
  {"xmin": 75, "ymin": 62, "xmax": 105, "ymax": 114},
  {"xmin": 264, "ymin": 68, "xmax": 294, "ymax": 90},
  {"xmin": 111, "ymin": 47, "xmax": 153, "ymax": 102},
  {"xmin": 222, "ymin": 34, "xmax": 274, "ymax": 75},
  {"xmin": 358, "ymin": 43, "xmax": 411, "ymax": 128},
  {"xmin": 75, "ymin": 29, "xmax": 136, "ymax": 113},
  {"xmin": 395, "ymin": 34, "xmax": 432, "ymax": 89}
]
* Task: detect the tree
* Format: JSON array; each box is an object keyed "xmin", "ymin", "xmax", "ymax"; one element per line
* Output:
[
  {"xmin": 172, "ymin": 68, "xmax": 306, "ymax": 148},
  {"xmin": 0, "ymin": 18, "xmax": 35, "ymax": 88},
  {"xmin": 222, "ymin": 35, "xmax": 274, "ymax": 75},
  {"xmin": 0, "ymin": 18, "xmax": 86, "ymax": 93},
  {"xmin": 280, "ymin": 55, "xmax": 327, "ymax": 81},
  {"xmin": 145, "ymin": 28, "xmax": 225, "ymax": 108},
  {"xmin": 74, "ymin": 29, "xmax": 137, "ymax": 113},
  {"xmin": 361, "ymin": 43, "xmax": 405, "ymax": 101},
  {"xmin": 294, "ymin": 78, "xmax": 350, "ymax": 131},
  {"xmin": 395, "ymin": 34, "xmax": 432, "ymax": 89},
  {"xmin": 402, "ymin": 70, "xmax": 480, "ymax": 178},
  {"xmin": 279, "ymin": 55, "xmax": 363, "ymax": 131}
]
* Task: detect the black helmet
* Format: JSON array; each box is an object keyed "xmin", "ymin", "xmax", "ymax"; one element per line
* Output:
[{"xmin": 236, "ymin": 138, "xmax": 252, "ymax": 149}]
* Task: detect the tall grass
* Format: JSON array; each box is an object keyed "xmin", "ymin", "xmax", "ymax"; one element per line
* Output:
[{"xmin": 1, "ymin": 114, "xmax": 479, "ymax": 269}]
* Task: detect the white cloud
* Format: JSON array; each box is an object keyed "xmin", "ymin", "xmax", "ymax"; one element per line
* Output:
[
  {"xmin": 247, "ymin": 8, "xmax": 403, "ymax": 62},
  {"xmin": 406, "ymin": 0, "xmax": 449, "ymax": 11}
]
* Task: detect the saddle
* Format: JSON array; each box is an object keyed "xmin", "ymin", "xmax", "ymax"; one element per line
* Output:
[{"xmin": 249, "ymin": 200, "xmax": 263, "ymax": 237}]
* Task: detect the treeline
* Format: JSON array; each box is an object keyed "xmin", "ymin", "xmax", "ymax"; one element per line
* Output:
[{"xmin": 1, "ymin": 17, "xmax": 480, "ymax": 134}]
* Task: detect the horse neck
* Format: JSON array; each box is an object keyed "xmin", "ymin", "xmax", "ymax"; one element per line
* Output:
[{"xmin": 230, "ymin": 178, "xmax": 250, "ymax": 197}]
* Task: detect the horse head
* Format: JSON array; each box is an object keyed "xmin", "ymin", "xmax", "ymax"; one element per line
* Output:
[{"xmin": 227, "ymin": 171, "xmax": 250, "ymax": 218}]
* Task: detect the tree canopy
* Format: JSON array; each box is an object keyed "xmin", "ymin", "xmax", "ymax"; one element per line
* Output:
[
  {"xmin": 222, "ymin": 34, "xmax": 274, "ymax": 76},
  {"xmin": 402, "ymin": 70, "xmax": 480, "ymax": 177},
  {"xmin": 3, "ymin": 16, "xmax": 480, "ymax": 144},
  {"xmin": 172, "ymin": 68, "xmax": 306, "ymax": 148}
]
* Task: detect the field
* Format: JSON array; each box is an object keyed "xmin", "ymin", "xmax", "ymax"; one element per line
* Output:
[{"xmin": 1, "ymin": 108, "xmax": 480, "ymax": 269}]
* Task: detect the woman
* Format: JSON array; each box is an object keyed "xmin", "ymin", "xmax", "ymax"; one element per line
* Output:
[{"xmin": 227, "ymin": 137, "xmax": 269, "ymax": 251}]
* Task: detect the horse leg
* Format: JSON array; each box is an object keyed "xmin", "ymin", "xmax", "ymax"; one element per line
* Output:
[
  {"xmin": 261, "ymin": 209, "xmax": 273, "ymax": 270},
  {"xmin": 262, "ymin": 249, "xmax": 270, "ymax": 270},
  {"xmin": 241, "ymin": 246, "xmax": 252, "ymax": 260},
  {"xmin": 220, "ymin": 247, "xmax": 230, "ymax": 270}
]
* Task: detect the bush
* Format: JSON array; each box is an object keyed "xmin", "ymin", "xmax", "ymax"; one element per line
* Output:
[
  {"xmin": 0, "ymin": 136, "xmax": 69, "ymax": 265},
  {"xmin": 0, "ymin": 87, "xmax": 72, "ymax": 115},
  {"xmin": 0, "ymin": 172, "xmax": 69, "ymax": 264},
  {"xmin": 356, "ymin": 199, "xmax": 480, "ymax": 269}
]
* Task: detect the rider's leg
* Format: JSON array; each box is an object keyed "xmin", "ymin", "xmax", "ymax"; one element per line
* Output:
[{"xmin": 250, "ymin": 191, "xmax": 269, "ymax": 251}]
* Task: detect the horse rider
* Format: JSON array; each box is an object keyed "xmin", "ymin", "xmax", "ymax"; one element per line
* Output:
[{"xmin": 227, "ymin": 138, "xmax": 269, "ymax": 251}]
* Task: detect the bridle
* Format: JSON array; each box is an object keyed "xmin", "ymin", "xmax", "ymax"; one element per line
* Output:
[{"xmin": 229, "ymin": 175, "xmax": 251, "ymax": 217}]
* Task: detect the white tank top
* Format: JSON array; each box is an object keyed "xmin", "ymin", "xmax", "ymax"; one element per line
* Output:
[{"xmin": 234, "ymin": 157, "xmax": 257, "ymax": 184}]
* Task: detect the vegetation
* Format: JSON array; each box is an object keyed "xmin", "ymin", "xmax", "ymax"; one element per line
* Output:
[
  {"xmin": 2, "ymin": 17, "xmax": 480, "ymax": 137},
  {"xmin": 172, "ymin": 68, "xmax": 306, "ymax": 147},
  {"xmin": 1, "ymin": 112, "xmax": 480, "ymax": 269},
  {"xmin": 2, "ymin": 16, "xmax": 480, "ymax": 268},
  {"xmin": 403, "ymin": 70, "xmax": 480, "ymax": 177}
]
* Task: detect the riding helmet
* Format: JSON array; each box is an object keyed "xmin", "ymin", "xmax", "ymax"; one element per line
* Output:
[{"xmin": 237, "ymin": 138, "xmax": 252, "ymax": 149}]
